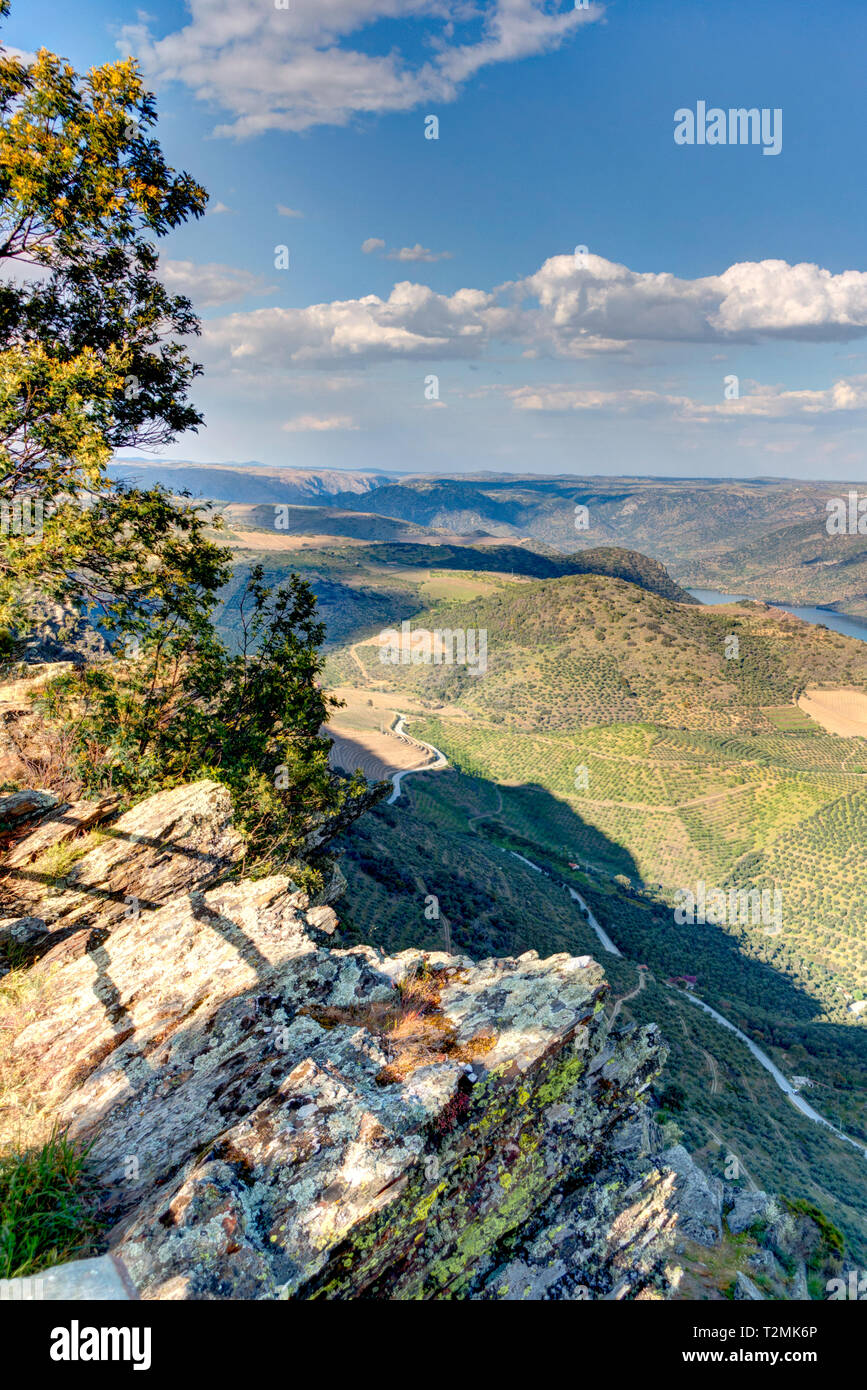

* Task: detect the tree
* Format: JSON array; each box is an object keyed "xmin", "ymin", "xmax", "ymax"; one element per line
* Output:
[
  {"xmin": 0, "ymin": 6, "xmax": 385, "ymax": 871},
  {"xmin": 0, "ymin": 2, "xmax": 206, "ymax": 499},
  {"xmin": 39, "ymin": 563, "xmax": 377, "ymax": 878},
  {"xmin": 0, "ymin": 1, "xmax": 211, "ymax": 640}
]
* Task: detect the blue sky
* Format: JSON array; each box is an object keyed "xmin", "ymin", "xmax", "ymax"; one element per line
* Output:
[{"xmin": 7, "ymin": 0, "xmax": 867, "ymax": 477}]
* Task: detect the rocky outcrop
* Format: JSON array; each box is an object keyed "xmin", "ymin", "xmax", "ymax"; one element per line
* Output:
[
  {"xmin": 0, "ymin": 779, "xmax": 685, "ymax": 1300},
  {"xmin": 733, "ymin": 1271, "xmax": 765, "ymax": 1300},
  {"xmin": 0, "ymin": 778, "xmax": 831, "ymax": 1302},
  {"xmin": 724, "ymin": 1188, "xmax": 775, "ymax": 1236},
  {"xmin": 2, "ymin": 780, "xmax": 245, "ymax": 967},
  {"xmin": 662, "ymin": 1145, "xmax": 723, "ymax": 1245},
  {"xmin": 1, "ymin": 796, "xmax": 121, "ymax": 870}
]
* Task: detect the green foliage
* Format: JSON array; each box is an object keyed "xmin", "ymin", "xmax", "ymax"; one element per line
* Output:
[
  {"xmin": 0, "ymin": 1125, "xmax": 100, "ymax": 1278},
  {"xmin": 39, "ymin": 563, "xmax": 372, "ymax": 867},
  {"xmin": 0, "ymin": 4, "xmax": 212, "ymax": 647}
]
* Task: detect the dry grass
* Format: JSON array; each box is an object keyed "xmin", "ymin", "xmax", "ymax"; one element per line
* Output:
[
  {"xmin": 301, "ymin": 965, "xmax": 496, "ymax": 1084},
  {"xmin": 0, "ymin": 964, "xmax": 55, "ymax": 1153}
]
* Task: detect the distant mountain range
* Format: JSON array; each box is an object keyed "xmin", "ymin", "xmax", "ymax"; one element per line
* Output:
[{"xmin": 112, "ymin": 460, "xmax": 867, "ymax": 615}]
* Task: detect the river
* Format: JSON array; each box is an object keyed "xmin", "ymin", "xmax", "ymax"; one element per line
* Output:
[{"xmin": 688, "ymin": 589, "xmax": 867, "ymax": 643}]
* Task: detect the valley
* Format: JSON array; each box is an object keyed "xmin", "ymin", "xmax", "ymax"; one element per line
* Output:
[{"xmin": 197, "ymin": 496, "xmax": 867, "ymax": 1265}]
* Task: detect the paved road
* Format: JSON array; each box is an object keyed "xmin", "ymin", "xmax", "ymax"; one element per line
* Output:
[
  {"xmin": 385, "ymin": 715, "xmax": 449, "ymax": 804},
  {"xmin": 493, "ymin": 851, "xmax": 866, "ymax": 1159}
]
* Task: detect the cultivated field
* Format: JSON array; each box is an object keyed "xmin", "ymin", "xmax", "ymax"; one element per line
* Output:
[
  {"xmin": 799, "ymin": 687, "xmax": 867, "ymax": 739},
  {"xmin": 325, "ymin": 687, "xmax": 435, "ymax": 781}
]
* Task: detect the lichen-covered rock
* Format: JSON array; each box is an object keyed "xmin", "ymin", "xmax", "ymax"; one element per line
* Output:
[
  {"xmin": 0, "ymin": 788, "xmax": 59, "ymax": 825},
  {"xmin": 12, "ymin": 780, "xmax": 245, "ymax": 964},
  {"xmin": 112, "ymin": 944, "xmax": 666, "ymax": 1301},
  {"xmin": 661, "ymin": 1145, "xmax": 723, "ymax": 1246},
  {"xmin": 725, "ymin": 1189, "xmax": 775, "ymax": 1236},
  {"xmin": 2, "ymin": 797, "xmax": 671, "ymax": 1301},
  {"xmin": 0, "ymin": 914, "xmax": 48, "ymax": 947}
]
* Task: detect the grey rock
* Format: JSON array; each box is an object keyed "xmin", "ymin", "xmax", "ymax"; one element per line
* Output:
[
  {"xmin": 661, "ymin": 1144, "xmax": 723, "ymax": 1245},
  {"xmin": 726, "ymin": 1189, "xmax": 774, "ymax": 1235},
  {"xmin": 0, "ymin": 1254, "xmax": 136, "ymax": 1301},
  {"xmin": 0, "ymin": 915, "xmax": 48, "ymax": 945},
  {"xmin": 0, "ymin": 789, "xmax": 59, "ymax": 824},
  {"xmin": 733, "ymin": 1271, "xmax": 765, "ymax": 1300},
  {"xmin": 791, "ymin": 1261, "xmax": 810, "ymax": 1301}
]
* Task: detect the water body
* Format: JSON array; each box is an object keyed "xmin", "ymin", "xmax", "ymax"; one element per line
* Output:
[{"xmin": 688, "ymin": 589, "xmax": 867, "ymax": 644}]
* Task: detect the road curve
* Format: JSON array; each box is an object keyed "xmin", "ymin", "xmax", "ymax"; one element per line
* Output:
[
  {"xmin": 388, "ymin": 751, "xmax": 867, "ymax": 1160},
  {"xmin": 386, "ymin": 715, "xmax": 449, "ymax": 804}
]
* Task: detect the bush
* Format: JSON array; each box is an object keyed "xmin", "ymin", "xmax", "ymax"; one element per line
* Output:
[{"xmin": 39, "ymin": 564, "xmax": 381, "ymax": 870}]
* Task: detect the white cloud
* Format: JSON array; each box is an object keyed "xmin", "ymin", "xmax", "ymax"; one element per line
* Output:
[
  {"xmin": 123, "ymin": 1, "xmax": 603, "ymax": 138},
  {"xmin": 277, "ymin": 204, "xmax": 304, "ymax": 218},
  {"xmin": 4, "ymin": 46, "xmax": 38, "ymax": 66},
  {"xmin": 161, "ymin": 259, "xmax": 274, "ymax": 307},
  {"xmin": 385, "ymin": 243, "xmax": 453, "ymax": 262},
  {"xmin": 508, "ymin": 253, "xmax": 867, "ymax": 348},
  {"xmin": 282, "ymin": 414, "xmax": 359, "ymax": 432},
  {"xmin": 202, "ymin": 280, "xmax": 498, "ymax": 366},
  {"xmin": 197, "ymin": 253, "xmax": 867, "ymax": 371},
  {"xmin": 207, "ymin": 201, "xmax": 235, "ymax": 215},
  {"xmin": 363, "ymin": 238, "xmax": 453, "ymax": 261},
  {"xmin": 507, "ymin": 376, "xmax": 867, "ymax": 421}
]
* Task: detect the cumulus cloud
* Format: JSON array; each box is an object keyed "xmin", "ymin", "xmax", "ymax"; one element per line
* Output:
[
  {"xmin": 277, "ymin": 204, "xmax": 304, "ymax": 219},
  {"xmin": 507, "ymin": 253, "xmax": 867, "ymax": 348},
  {"xmin": 161, "ymin": 260, "xmax": 274, "ymax": 307},
  {"xmin": 282, "ymin": 414, "xmax": 359, "ymax": 432},
  {"xmin": 361, "ymin": 238, "xmax": 386, "ymax": 254},
  {"xmin": 202, "ymin": 281, "xmax": 499, "ymax": 367},
  {"xmin": 207, "ymin": 201, "xmax": 235, "ymax": 216},
  {"xmin": 122, "ymin": 0, "xmax": 602, "ymax": 138},
  {"xmin": 197, "ymin": 253, "xmax": 867, "ymax": 370}
]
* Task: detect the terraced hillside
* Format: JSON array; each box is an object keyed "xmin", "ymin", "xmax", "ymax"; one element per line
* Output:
[
  {"xmin": 318, "ymin": 556, "xmax": 867, "ymax": 1259},
  {"xmin": 339, "ymin": 577, "xmax": 867, "ymax": 733}
]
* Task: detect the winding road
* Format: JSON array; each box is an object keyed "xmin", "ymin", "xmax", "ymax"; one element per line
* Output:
[
  {"xmin": 379, "ymin": 721, "xmax": 866, "ymax": 1161},
  {"xmin": 492, "ymin": 848, "xmax": 866, "ymax": 1159},
  {"xmin": 385, "ymin": 715, "xmax": 449, "ymax": 804}
]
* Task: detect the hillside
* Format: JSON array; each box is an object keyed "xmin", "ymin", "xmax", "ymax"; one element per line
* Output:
[
  {"xmin": 339, "ymin": 576, "xmax": 867, "ymax": 732},
  {"xmin": 317, "ymin": 560, "xmax": 867, "ymax": 1259},
  {"xmin": 679, "ymin": 519, "xmax": 867, "ymax": 617},
  {"xmin": 120, "ymin": 462, "xmax": 867, "ymax": 622},
  {"xmin": 212, "ymin": 542, "xmax": 693, "ymax": 655}
]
